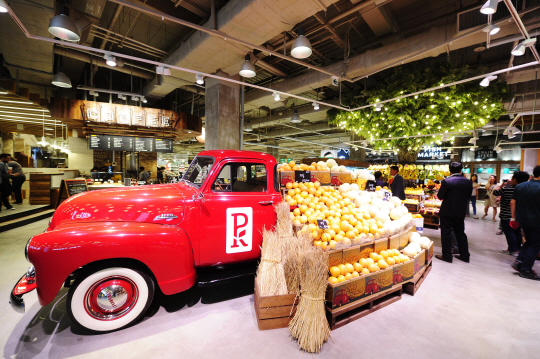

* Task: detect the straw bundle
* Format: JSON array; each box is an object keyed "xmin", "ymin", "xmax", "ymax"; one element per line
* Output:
[
  {"xmin": 256, "ymin": 229, "xmax": 288, "ymax": 296},
  {"xmin": 284, "ymin": 230, "xmax": 312, "ymax": 294},
  {"xmin": 275, "ymin": 201, "xmax": 294, "ymax": 240},
  {"xmin": 288, "ymin": 247, "xmax": 331, "ymax": 353}
]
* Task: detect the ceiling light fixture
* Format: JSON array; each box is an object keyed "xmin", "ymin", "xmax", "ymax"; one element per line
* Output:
[
  {"xmin": 494, "ymin": 145, "xmax": 503, "ymax": 153},
  {"xmin": 48, "ymin": 5, "xmax": 80, "ymax": 42},
  {"xmin": 291, "ymin": 109, "xmax": 301, "ymax": 123},
  {"xmin": 291, "ymin": 27, "xmax": 312, "ymax": 59},
  {"xmin": 156, "ymin": 66, "xmax": 171, "ymax": 76},
  {"xmin": 104, "ymin": 53, "xmax": 116, "ymax": 67},
  {"xmin": 245, "ymin": 121, "xmax": 253, "ymax": 132},
  {"xmin": 313, "ymin": 102, "xmax": 319, "ymax": 110},
  {"xmin": 511, "ymin": 38, "xmax": 536, "ymax": 56},
  {"xmin": 374, "ymin": 103, "xmax": 382, "ymax": 111},
  {"xmin": 469, "ymin": 146, "xmax": 477, "ymax": 151},
  {"xmin": 482, "ymin": 130, "xmax": 493, "ymax": 136},
  {"xmin": 484, "ymin": 120, "xmax": 496, "ymax": 128},
  {"xmin": 480, "ymin": 75, "xmax": 497, "ymax": 87},
  {"xmin": 142, "ymin": 97, "xmax": 147, "ymax": 103},
  {"xmin": 480, "ymin": 0, "xmax": 499, "ymax": 15},
  {"xmin": 482, "ymin": 24, "xmax": 500, "ymax": 35},
  {"xmin": 239, "ymin": 54, "xmax": 256, "ymax": 78},
  {"xmin": 51, "ymin": 71, "xmax": 72, "ymax": 88},
  {"xmin": 132, "ymin": 96, "xmax": 139, "ymax": 102},
  {"xmin": 273, "ymin": 92, "xmax": 280, "ymax": 101},
  {"xmin": 0, "ymin": 0, "xmax": 8, "ymax": 12},
  {"xmin": 195, "ymin": 73, "xmax": 204, "ymax": 84}
]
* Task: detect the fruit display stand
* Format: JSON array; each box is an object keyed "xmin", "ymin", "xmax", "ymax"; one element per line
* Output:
[
  {"xmin": 403, "ymin": 242, "xmax": 433, "ymax": 296},
  {"xmin": 420, "ymin": 199, "xmax": 441, "ymax": 229},
  {"xmin": 254, "ymin": 278, "xmax": 298, "ymax": 330}
]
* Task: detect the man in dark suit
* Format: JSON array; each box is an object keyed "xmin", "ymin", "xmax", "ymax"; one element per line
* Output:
[
  {"xmin": 390, "ymin": 166, "xmax": 405, "ymax": 200},
  {"xmin": 436, "ymin": 162, "xmax": 473, "ymax": 263}
]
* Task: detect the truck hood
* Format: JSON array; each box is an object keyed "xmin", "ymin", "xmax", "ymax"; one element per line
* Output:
[{"xmin": 49, "ymin": 183, "xmax": 197, "ymax": 229}]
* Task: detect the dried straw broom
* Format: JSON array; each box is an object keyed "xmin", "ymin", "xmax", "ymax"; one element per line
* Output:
[
  {"xmin": 256, "ymin": 229, "xmax": 288, "ymax": 296},
  {"xmin": 288, "ymin": 247, "xmax": 331, "ymax": 353}
]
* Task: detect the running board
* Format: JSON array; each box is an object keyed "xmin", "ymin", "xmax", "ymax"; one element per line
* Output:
[{"xmin": 196, "ymin": 263, "xmax": 257, "ymax": 288}]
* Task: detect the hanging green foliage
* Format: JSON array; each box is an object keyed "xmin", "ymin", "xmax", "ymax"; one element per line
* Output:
[{"xmin": 327, "ymin": 62, "xmax": 511, "ymax": 161}]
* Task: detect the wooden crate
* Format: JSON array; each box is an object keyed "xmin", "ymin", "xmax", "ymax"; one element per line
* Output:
[
  {"xmin": 254, "ymin": 279, "xmax": 298, "ymax": 330},
  {"xmin": 326, "ymin": 285, "xmax": 403, "ymax": 330},
  {"xmin": 403, "ymin": 261, "xmax": 432, "ymax": 296}
]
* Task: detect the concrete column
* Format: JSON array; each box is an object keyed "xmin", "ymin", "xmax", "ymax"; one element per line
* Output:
[{"xmin": 204, "ymin": 72, "xmax": 240, "ymax": 150}]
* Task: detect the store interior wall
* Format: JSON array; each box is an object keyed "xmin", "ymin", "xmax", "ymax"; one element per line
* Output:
[{"xmin": 68, "ymin": 137, "xmax": 94, "ymax": 176}]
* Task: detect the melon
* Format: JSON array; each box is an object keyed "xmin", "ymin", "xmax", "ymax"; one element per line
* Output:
[
  {"xmin": 350, "ymin": 183, "xmax": 360, "ymax": 191},
  {"xmin": 390, "ymin": 197, "xmax": 402, "ymax": 207},
  {"xmin": 390, "ymin": 207, "xmax": 403, "ymax": 220},
  {"xmin": 326, "ymin": 159, "xmax": 337, "ymax": 168}
]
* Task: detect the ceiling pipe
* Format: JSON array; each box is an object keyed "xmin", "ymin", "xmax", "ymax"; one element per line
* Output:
[{"xmin": 99, "ymin": 4, "xmax": 123, "ymax": 50}]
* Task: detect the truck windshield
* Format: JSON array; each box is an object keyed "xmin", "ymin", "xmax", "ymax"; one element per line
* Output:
[{"xmin": 182, "ymin": 156, "xmax": 214, "ymax": 188}]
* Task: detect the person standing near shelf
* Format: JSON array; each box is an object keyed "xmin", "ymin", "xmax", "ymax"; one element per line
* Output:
[
  {"xmin": 435, "ymin": 162, "xmax": 472, "ymax": 263},
  {"xmin": 8, "ymin": 155, "xmax": 26, "ymax": 204},
  {"xmin": 374, "ymin": 171, "xmax": 386, "ymax": 188},
  {"xmin": 139, "ymin": 166, "xmax": 150, "ymax": 184},
  {"xmin": 510, "ymin": 165, "xmax": 540, "ymax": 280},
  {"xmin": 389, "ymin": 166, "xmax": 405, "ymax": 200},
  {"xmin": 493, "ymin": 171, "xmax": 529, "ymax": 256},
  {"xmin": 482, "ymin": 175, "xmax": 499, "ymax": 221},
  {"xmin": 0, "ymin": 153, "xmax": 15, "ymax": 211}
]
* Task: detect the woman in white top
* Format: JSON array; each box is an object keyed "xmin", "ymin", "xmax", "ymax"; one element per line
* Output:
[
  {"xmin": 467, "ymin": 174, "xmax": 479, "ymax": 219},
  {"xmin": 482, "ymin": 175, "xmax": 499, "ymax": 221}
]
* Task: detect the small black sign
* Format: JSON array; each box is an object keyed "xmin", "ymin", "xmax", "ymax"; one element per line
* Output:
[
  {"xmin": 295, "ymin": 170, "xmax": 311, "ymax": 183},
  {"xmin": 383, "ymin": 190, "xmax": 391, "ymax": 201},
  {"xmin": 366, "ymin": 180, "xmax": 376, "ymax": 192},
  {"xmin": 317, "ymin": 219, "xmax": 329, "ymax": 229},
  {"xmin": 154, "ymin": 138, "xmax": 174, "ymax": 153},
  {"xmin": 475, "ymin": 146, "xmax": 497, "ymax": 160},
  {"xmin": 134, "ymin": 137, "xmax": 153, "ymax": 152},
  {"xmin": 56, "ymin": 179, "xmax": 89, "ymax": 208}
]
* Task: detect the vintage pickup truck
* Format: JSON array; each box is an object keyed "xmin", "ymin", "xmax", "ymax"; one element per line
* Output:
[{"xmin": 10, "ymin": 150, "xmax": 282, "ymax": 332}]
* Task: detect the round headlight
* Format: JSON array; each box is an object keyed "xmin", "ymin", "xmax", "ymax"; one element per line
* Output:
[{"xmin": 25, "ymin": 237, "xmax": 32, "ymax": 262}]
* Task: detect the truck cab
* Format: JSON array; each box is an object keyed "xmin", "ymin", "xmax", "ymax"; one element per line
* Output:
[{"xmin": 10, "ymin": 150, "xmax": 282, "ymax": 332}]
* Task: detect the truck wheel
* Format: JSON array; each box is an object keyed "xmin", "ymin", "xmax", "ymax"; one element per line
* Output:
[{"xmin": 67, "ymin": 267, "xmax": 154, "ymax": 332}]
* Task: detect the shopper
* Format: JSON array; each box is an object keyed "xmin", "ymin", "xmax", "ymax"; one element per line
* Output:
[
  {"xmin": 8, "ymin": 156, "xmax": 26, "ymax": 204},
  {"xmin": 157, "ymin": 166, "xmax": 165, "ymax": 184},
  {"xmin": 510, "ymin": 165, "xmax": 540, "ymax": 280},
  {"xmin": 374, "ymin": 171, "xmax": 386, "ymax": 188},
  {"xmin": 493, "ymin": 171, "xmax": 529, "ymax": 255},
  {"xmin": 389, "ymin": 166, "xmax": 405, "ymax": 200},
  {"xmin": 0, "ymin": 153, "xmax": 15, "ymax": 211},
  {"xmin": 139, "ymin": 166, "xmax": 150, "ymax": 183},
  {"xmin": 482, "ymin": 175, "xmax": 499, "ymax": 221},
  {"xmin": 466, "ymin": 174, "xmax": 479, "ymax": 219},
  {"xmin": 435, "ymin": 162, "xmax": 472, "ymax": 263}
]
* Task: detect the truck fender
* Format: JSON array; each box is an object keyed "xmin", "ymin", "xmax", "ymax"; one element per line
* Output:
[{"xmin": 27, "ymin": 222, "xmax": 196, "ymax": 306}]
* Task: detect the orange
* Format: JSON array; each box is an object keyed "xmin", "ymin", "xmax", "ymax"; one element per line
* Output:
[
  {"xmin": 334, "ymin": 234, "xmax": 344, "ymax": 242},
  {"xmin": 340, "ymin": 221, "xmax": 351, "ymax": 232},
  {"xmin": 321, "ymin": 242, "xmax": 328, "ymax": 251},
  {"xmin": 337, "ymin": 275, "xmax": 346, "ymax": 283},
  {"xmin": 313, "ymin": 240, "xmax": 322, "ymax": 248},
  {"xmin": 330, "ymin": 266, "xmax": 341, "ymax": 277},
  {"xmin": 345, "ymin": 273, "xmax": 353, "ymax": 280},
  {"xmin": 328, "ymin": 276, "xmax": 339, "ymax": 285},
  {"xmin": 314, "ymin": 181, "xmax": 321, "ymax": 188},
  {"xmin": 321, "ymin": 233, "xmax": 332, "ymax": 242},
  {"xmin": 301, "ymin": 191, "xmax": 309, "ymax": 198},
  {"xmin": 346, "ymin": 230, "xmax": 355, "ymax": 239},
  {"xmin": 293, "ymin": 208, "xmax": 301, "ymax": 216},
  {"xmin": 360, "ymin": 258, "xmax": 369, "ymax": 267},
  {"xmin": 380, "ymin": 250, "xmax": 388, "ymax": 259},
  {"xmin": 294, "ymin": 188, "xmax": 301, "ymax": 194},
  {"xmin": 341, "ymin": 214, "xmax": 351, "ymax": 222},
  {"xmin": 309, "ymin": 188, "xmax": 317, "ymax": 195},
  {"xmin": 293, "ymin": 219, "xmax": 302, "ymax": 226},
  {"xmin": 349, "ymin": 217, "xmax": 358, "ymax": 227},
  {"xmin": 292, "ymin": 182, "xmax": 299, "ymax": 189},
  {"xmin": 351, "ymin": 271, "xmax": 359, "ymax": 278},
  {"xmin": 286, "ymin": 182, "xmax": 293, "ymax": 190},
  {"xmin": 352, "ymin": 228, "xmax": 360, "ymax": 236},
  {"xmin": 300, "ymin": 204, "xmax": 308, "ymax": 213},
  {"xmin": 289, "ymin": 160, "xmax": 296, "ymax": 167},
  {"xmin": 353, "ymin": 262, "xmax": 363, "ymax": 272},
  {"xmin": 299, "ymin": 215, "xmax": 308, "ymax": 224},
  {"xmin": 312, "ymin": 230, "xmax": 321, "ymax": 240},
  {"xmin": 362, "ymin": 268, "xmax": 370, "ymax": 275},
  {"xmin": 338, "ymin": 264, "xmax": 348, "ymax": 276},
  {"xmin": 329, "ymin": 240, "xmax": 337, "ymax": 250},
  {"xmin": 345, "ymin": 263, "xmax": 354, "ymax": 273}
]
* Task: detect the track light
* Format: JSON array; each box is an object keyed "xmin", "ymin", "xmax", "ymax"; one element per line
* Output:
[
  {"xmin": 374, "ymin": 103, "xmax": 382, "ymax": 111},
  {"xmin": 48, "ymin": 5, "xmax": 80, "ymax": 42},
  {"xmin": 291, "ymin": 109, "xmax": 301, "ymax": 123},
  {"xmin": 116, "ymin": 58, "xmax": 124, "ymax": 67},
  {"xmin": 245, "ymin": 121, "xmax": 253, "ymax": 132},
  {"xmin": 89, "ymin": 90, "xmax": 99, "ymax": 97},
  {"xmin": 291, "ymin": 27, "xmax": 312, "ymax": 59},
  {"xmin": 132, "ymin": 96, "xmax": 139, "ymax": 102},
  {"xmin": 156, "ymin": 66, "xmax": 171, "ymax": 76},
  {"xmin": 480, "ymin": 0, "xmax": 499, "ymax": 15},
  {"xmin": 195, "ymin": 73, "xmax": 204, "ymax": 84},
  {"xmin": 480, "ymin": 75, "xmax": 497, "ymax": 87},
  {"xmin": 494, "ymin": 145, "xmax": 503, "ymax": 153},
  {"xmin": 142, "ymin": 97, "xmax": 147, "ymax": 103},
  {"xmin": 483, "ymin": 120, "xmax": 495, "ymax": 128},
  {"xmin": 482, "ymin": 24, "xmax": 500, "ymax": 35},
  {"xmin": 313, "ymin": 102, "xmax": 319, "ymax": 110},
  {"xmin": 482, "ymin": 130, "xmax": 493, "ymax": 136},
  {"xmin": 468, "ymin": 137, "xmax": 478, "ymax": 144},
  {"xmin": 511, "ymin": 38, "xmax": 537, "ymax": 56},
  {"xmin": 0, "ymin": 0, "xmax": 8, "ymax": 12},
  {"xmin": 239, "ymin": 54, "xmax": 256, "ymax": 78},
  {"xmin": 273, "ymin": 92, "xmax": 280, "ymax": 101},
  {"xmin": 118, "ymin": 94, "xmax": 126, "ymax": 100},
  {"xmin": 51, "ymin": 72, "xmax": 72, "ymax": 88},
  {"xmin": 469, "ymin": 146, "xmax": 477, "ymax": 151},
  {"xmin": 104, "ymin": 54, "xmax": 116, "ymax": 67}
]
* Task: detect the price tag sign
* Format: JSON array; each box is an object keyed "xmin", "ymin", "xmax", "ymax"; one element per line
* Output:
[
  {"xmin": 366, "ymin": 180, "xmax": 376, "ymax": 192},
  {"xmin": 317, "ymin": 219, "xmax": 329, "ymax": 230},
  {"xmin": 295, "ymin": 170, "xmax": 311, "ymax": 183},
  {"xmin": 383, "ymin": 190, "xmax": 392, "ymax": 201}
]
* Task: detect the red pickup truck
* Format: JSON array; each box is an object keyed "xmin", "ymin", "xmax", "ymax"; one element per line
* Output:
[{"xmin": 10, "ymin": 150, "xmax": 282, "ymax": 332}]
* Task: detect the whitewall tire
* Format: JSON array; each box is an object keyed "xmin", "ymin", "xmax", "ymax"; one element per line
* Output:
[{"xmin": 67, "ymin": 267, "xmax": 154, "ymax": 332}]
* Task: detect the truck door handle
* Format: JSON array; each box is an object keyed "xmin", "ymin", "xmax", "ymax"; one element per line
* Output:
[{"xmin": 258, "ymin": 201, "xmax": 273, "ymax": 205}]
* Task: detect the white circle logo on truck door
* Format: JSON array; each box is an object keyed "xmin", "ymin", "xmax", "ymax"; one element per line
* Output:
[{"xmin": 226, "ymin": 207, "xmax": 253, "ymax": 253}]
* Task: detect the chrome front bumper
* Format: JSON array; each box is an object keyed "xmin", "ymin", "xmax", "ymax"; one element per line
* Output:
[{"xmin": 10, "ymin": 266, "xmax": 36, "ymax": 313}]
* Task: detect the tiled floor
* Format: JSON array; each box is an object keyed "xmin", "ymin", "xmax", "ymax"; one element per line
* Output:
[{"xmin": 0, "ymin": 205, "xmax": 538, "ymax": 359}]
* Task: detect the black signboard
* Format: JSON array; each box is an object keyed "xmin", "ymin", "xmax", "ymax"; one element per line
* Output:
[
  {"xmin": 88, "ymin": 134, "xmax": 111, "ymax": 150},
  {"xmin": 475, "ymin": 146, "xmax": 497, "ymax": 160},
  {"xmin": 366, "ymin": 180, "xmax": 376, "ymax": 192},
  {"xmin": 383, "ymin": 190, "xmax": 391, "ymax": 201},
  {"xmin": 295, "ymin": 170, "xmax": 311, "ymax": 183},
  {"xmin": 154, "ymin": 138, "xmax": 174, "ymax": 153},
  {"xmin": 56, "ymin": 179, "xmax": 89, "ymax": 208},
  {"xmin": 317, "ymin": 219, "xmax": 329, "ymax": 229},
  {"xmin": 134, "ymin": 137, "xmax": 153, "ymax": 152},
  {"xmin": 111, "ymin": 136, "xmax": 133, "ymax": 151}
]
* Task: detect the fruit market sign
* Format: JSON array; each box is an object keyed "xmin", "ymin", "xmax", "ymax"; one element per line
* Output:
[{"xmin": 417, "ymin": 147, "xmax": 450, "ymax": 159}]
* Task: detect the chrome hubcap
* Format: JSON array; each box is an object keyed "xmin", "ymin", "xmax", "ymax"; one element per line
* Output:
[{"xmin": 84, "ymin": 276, "xmax": 139, "ymax": 321}]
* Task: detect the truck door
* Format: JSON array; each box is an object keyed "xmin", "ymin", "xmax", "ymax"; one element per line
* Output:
[{"xmin": 199, "ymin": 159, "xmax": 278, "ymax": 266}]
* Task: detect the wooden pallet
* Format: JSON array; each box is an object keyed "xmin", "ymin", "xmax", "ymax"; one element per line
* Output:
[
  {"xmin": 326, "ymin": 285, "xmax": 403, "ymax": 330},
  {"xmin": 403, "ymin": 260, "xmax": 432, "ymax": 296}
]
